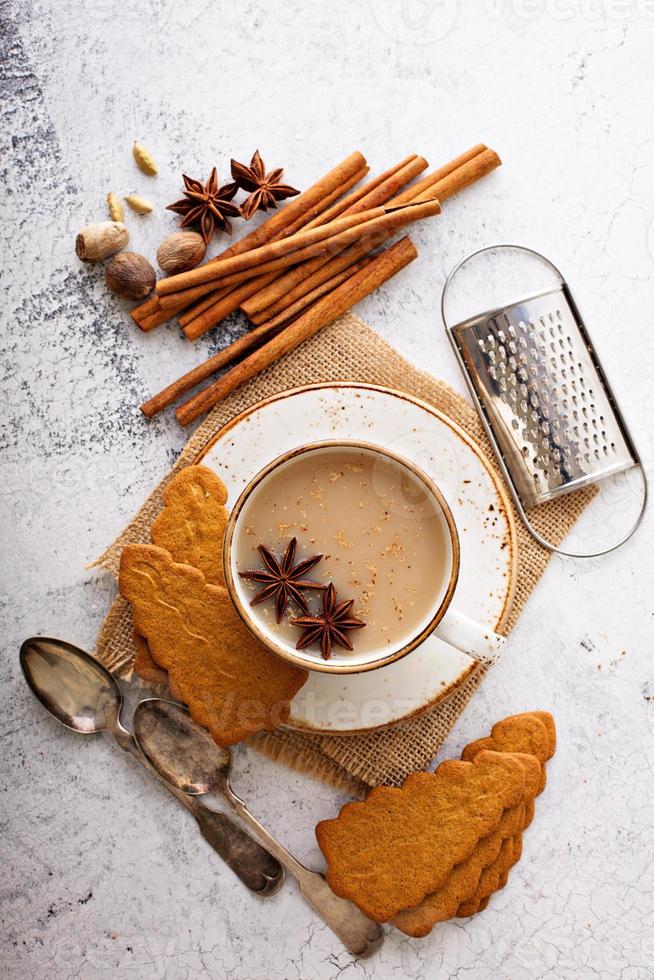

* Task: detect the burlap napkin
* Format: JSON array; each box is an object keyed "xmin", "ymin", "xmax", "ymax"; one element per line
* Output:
[{"xmin": 94, "ymin": 313, "xmax": 592, "ymax": 796}]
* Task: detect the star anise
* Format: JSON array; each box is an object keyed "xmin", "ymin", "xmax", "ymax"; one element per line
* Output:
[
  {"xmin": 230, "ymin": 150, "xmax": 300, "ymax": 220},
  {"xmin": 239, "ymin": 537, "xmax": 326, "ymax": 624},
  {"xmin": 167, "ymin": 168, "xmax": 241, "ymax": 244},
  {"xmin": 291, "ymin": 583, "xmax": 366, "ymax": 660}
]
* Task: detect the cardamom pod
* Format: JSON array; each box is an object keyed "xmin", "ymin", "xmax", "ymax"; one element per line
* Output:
[
  {"xmin": 132, "ymin": 142, "xmax": 158, "ymax": 176},
  {"xmin": 107, "ymin": 192, "xmax": 125, "ymax": 222},
  {"xmin": 124, "ymin": 195, "xmax": 154, "ymax": 215}
]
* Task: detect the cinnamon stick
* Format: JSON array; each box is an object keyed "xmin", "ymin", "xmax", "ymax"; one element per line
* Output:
[
  {"xmin": 177, "ymin": 284, "xmax": 235, "ymax": 327},
  {"xmin": 255, "ymin": 254, "xmax": 376, "ymax": 331},
  {"xmin": 178, "ymin": 290, "xmax": 225, "ymax": 328},
  {"xmin": 411, "ymin": 148, "xmax": 501, "ymax": 203},
  {"xmin": 130, "ymin": 295, "xmax": 160, "ymax": 327},
  {"xmin": 182, "ymin": 275, "xmax": 280, "ymax": 340},
  {"xmin": 132, "ymin": 282, "xmax": 233, "ymax": 331},
  {"xmin": 131, "ymin": 151, "xmax": 367, "ymax": 327},
  {"xmin": 140, "ymin": 321, "xmax": 283, "ymax": 418},
  {"xmin": 282, "ymin": 164, "xmax": 370, "ymax": 231},
  {"xmin": 138, "ymin": 309, "xmax": 168, "ymax": 332},
  {"xmin": 246, "ymin": 236, "xmax": 388, "ymax": 325},
  {"xmin": 302, "ymin": 155, "xmax": 427, "ymax": 229},
  {"xmin": 158, "ymin": 199, "xmax": 439, "ymax": 306},
  {"xmin": 175, "ymin": 236, "xmax": 418, "ymax": 426},
  {"xmin": 390, "ymin": 147, "xmax": 500, "ymax": 209},
  {"xmin": 388, "ymin": 144, "xmax": 487, "ymax": 207},
  {"xmin": 239, "ymin": 156, "xmax": 429, "ymax": 321}
]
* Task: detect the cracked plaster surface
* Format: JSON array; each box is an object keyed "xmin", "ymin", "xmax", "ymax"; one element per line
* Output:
[{"xmin": 1, "ymin": 1, "xmax": 653, "ymax": 977}]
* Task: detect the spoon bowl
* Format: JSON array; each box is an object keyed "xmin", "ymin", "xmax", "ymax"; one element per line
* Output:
[
  {"xmin": 20, "ymin": 636, "xmax": 122, "ymax": 735},
  {"xmin": 133, "ymin": 697, "xmax": 231, "ymax": 796}
]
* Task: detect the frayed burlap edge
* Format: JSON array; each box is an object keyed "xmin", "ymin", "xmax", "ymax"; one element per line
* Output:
[{"xmin": 93, "ymin": 313, "xmax": 594, "ymax": 791}]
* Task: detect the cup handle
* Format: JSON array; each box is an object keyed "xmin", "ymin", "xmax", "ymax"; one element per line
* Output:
[{"xmin": 433, "ymin": 608, "xmax": 506, "ymax": 666}]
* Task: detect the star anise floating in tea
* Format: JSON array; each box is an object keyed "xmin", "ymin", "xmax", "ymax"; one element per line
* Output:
[
  {"xmin": 167, "ymin": 168, "xmax": 241, "ymax": 243},
  {"xmin": 239, "ymin": 537, "xmax": 326, "ymax": 624},
  {"xmin": 291, "ymin": 583, "xmax": 366, "ymax": 660},
  {"xmin": 230, "ymin": 150, "xmax": 300, "ymax": 220}
]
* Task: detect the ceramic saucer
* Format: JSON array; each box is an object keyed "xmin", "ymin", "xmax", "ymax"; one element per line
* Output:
[{"xmin": 195, "ymin": 382, "xmax": 517, "ymax": 735}]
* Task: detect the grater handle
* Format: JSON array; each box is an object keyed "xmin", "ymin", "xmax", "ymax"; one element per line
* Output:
[
  {"xmin": 509, "ymin": 464, "xmax": 648, "ymax": 558},
  {"xmin": 441, "ymin": 243, "xmax": 649, "ymax": 558},
  {"xmin": 440, "ymin": 242, "xmax": 565, "ymax": 331}
]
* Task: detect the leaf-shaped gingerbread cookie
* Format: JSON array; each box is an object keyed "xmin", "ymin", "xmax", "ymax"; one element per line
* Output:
[
  {"xmin": 133, "ymin": 631, "xmax": 168, "ymax": 686},
  {"xmin": 133, "ymin": 464, "xmax": 229, "ymax": 686},
  {"xmin": 151, "ymin": 464, "xmax": 228, "ymax": 586},
  {"xmin": 391, "ymin": 751, "xmax": 541, "ymax": 936},
  {"xmin": 453, "ymin": 711, "xmax": 557, "ymax": 917},
  {"xmin": 120, "ymin": 544, "xmax": 307, "ymax": 745},
  {"xmin": 462, "ymin": 711, "xmax": 555, "ymax": 794},
  {"xmin": 316, "ymin": 750, "xmax": 526, "ymax": 922},
  {"xmin": 443, "ymin": 712, "xmax": 557, "ymax": 925}
]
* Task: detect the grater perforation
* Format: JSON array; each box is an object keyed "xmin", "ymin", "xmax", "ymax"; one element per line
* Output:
[{"xmin": 442, "ymin": 244, "xmax": 647, "ymax": 557}]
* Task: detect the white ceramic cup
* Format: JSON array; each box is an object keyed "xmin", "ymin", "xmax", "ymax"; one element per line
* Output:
[{"xmin": 224, "ymin": 441, "xmax": 504, "ymax": 673}]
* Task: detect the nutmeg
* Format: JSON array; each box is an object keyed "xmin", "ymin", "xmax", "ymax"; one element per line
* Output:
[
  {"xmin": 105, "ymin": 252, "xmax": 156, "ymax": 300},
  {"xmin": 76, "ymin": 221, "xmax": 129, "ymax": 262},
  {"xmin": 156, "ymin": 231, "xmax": 207, "ymax": 274}
]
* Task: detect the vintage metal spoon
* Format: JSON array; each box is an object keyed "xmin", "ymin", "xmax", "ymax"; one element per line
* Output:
[
  {"xmin": 19, "ymin": 637, "xmax": 284, "ymax": 896},
  {"xmin": 133, "ymin": 698, "xmax": 384, "ymax": 957}
]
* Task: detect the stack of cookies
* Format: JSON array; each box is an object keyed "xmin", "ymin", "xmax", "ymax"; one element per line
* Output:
[
  {"xmin": 119, "ymin": 465, "xmax": 308, "ymax": 745},
  {"xmin": 316, "ymin": 711, "xmax": 556, "ymax": 935}
]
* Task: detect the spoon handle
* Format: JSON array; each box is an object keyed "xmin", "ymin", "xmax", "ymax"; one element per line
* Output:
[
  {"xmin": 114, "ymin": 729, "xmax": 284, "ymax": 895},
  {"xmin": 221, "ymin": 785, "xmax": 383, "ymax": 957},
  {"xmin": 173, "ymin": 792, "xmax": 284, "ymax": 895}
]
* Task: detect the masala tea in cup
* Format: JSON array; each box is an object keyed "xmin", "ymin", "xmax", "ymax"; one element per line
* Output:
[{"xmin": 224, "ymin": 442, "xmax": 459, "ymax": 673}]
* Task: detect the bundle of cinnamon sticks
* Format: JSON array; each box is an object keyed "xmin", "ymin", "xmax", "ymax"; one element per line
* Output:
[{"xmin": 136, "ymin": 144, "xmax": 501, "ymax": 425}]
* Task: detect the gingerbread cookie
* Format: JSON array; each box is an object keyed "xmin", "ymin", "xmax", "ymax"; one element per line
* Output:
[
  {"xmin": 456, "ymin": 835, "xmax": 514, "ymax": 916},
  {"xmin": 456, "ymin": 830, "xmax": 523, "ymax": 917},
  {"xmin": 120, "ymin": 544, "xmax": 307, "ymax": 745},
  {"xmin": 316, "ymin": 750, "xmax": 527, "ymax": 923},
  {"xmin": 133, "ymin": 464, "xmax": 229, "ymax": 687},
  {"xmin": 462, "ymin": 711, "xmax": 554, "ymax": 793},
  {"xmin": 133, "ymin": 631, "xmax": 168, "ymax": 687},
  {"xmin": 510, "ymin": 833, "xmax": 523, "ymax": 867},
  {"xmin": 392, "ymin": 751, "xmax": 541, "ymax": 937},
  {"xmin": 151, "ymin": 465, "xmax": 228, "ymax": 587},
  {"xmin": 455, "ymin": 712, "xmax": 557, "ymax": 918},
  {"xmin": 392, "ymin": 810, "xmax": 517, "ymax": 936},
  {"xmin": 529, "ymin": 710, "xmax": 557, "ymax": 758}
]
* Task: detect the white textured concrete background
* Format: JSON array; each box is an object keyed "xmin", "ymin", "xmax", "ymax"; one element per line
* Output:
[{"xmin": 2, "ymin": 1, "xmax": 654, "ymax": 977}]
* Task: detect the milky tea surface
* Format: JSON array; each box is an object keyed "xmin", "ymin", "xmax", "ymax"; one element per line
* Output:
[{"xmin": 235, "ymin": 447, "xmax": 449, "ymax": 657}]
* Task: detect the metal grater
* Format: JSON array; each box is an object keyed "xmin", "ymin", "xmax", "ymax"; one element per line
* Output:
[{"xmin": 442, "ymin": 244, "xmax": 647, "ymax": 556}]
